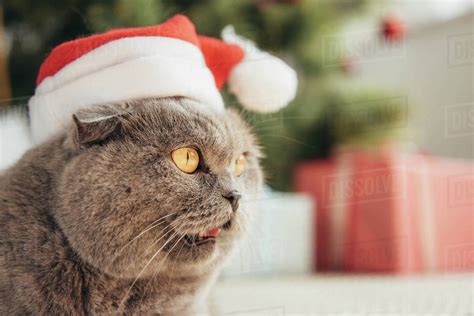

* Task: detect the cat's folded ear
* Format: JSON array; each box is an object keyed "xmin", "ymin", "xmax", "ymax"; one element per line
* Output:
[{"xmin": 69, "ymin": 104, "xmax": 131, "ymax": 148}]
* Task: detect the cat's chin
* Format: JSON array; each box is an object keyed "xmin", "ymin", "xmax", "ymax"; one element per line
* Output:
[
  {"xmin": 97, "ymin": 219, "xmax": 237, "ymax": 279},
  {"xmin": 162, "ymin": 242, "xmax": 233, "ymax": 276},
  {"xmin": 100, "ymin": 239, "xmax": 226, "ymax": 279}
]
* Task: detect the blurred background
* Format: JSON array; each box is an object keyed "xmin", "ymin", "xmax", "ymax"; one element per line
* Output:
[{"xmin": 1, "ymin": 0, "xmax": 473, "ymax": 314}]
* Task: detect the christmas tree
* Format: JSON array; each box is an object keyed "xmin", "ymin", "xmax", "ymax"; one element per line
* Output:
[{"xmin": 3, "ymin": 0, "xmax": 406, "ymax": 190}]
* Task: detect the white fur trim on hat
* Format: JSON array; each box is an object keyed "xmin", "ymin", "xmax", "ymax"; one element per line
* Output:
[
  {"xmin": 222, "ymin": 26, "xmax": 298, "ymax": 113},
  {"xmin": 29, "ymin": 37, "xmax": 224, "ymax": 144}
]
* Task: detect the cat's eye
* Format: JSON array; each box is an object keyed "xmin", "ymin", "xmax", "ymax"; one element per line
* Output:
[
  {"xmin": 172, "ymin": 147, "xmax": 199, "ymax": 174},
  {"xmin": 234, "ymin": 154, "xmax": 247, "ymax": 177}
]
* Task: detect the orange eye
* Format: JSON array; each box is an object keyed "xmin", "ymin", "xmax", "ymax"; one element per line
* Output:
[
  {"xmin": 234, "ymin": 154, "xmax": 247, "ymax": 177},
  {"xmin": 172, "ymin": 147, "xmax": 199, "ymax": 174}
]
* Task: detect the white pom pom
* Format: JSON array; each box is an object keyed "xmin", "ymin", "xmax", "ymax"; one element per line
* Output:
[
  {"xmin": 222, "ymin": 26, "xmax": 298, "ymax": 113},
  {"xmin": 228, "ymin": 54, "xmax": 297, "ymax": 113}
]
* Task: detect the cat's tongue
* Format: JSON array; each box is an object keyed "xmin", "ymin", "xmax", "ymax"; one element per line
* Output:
[{"xmin": 199, "ymin": 227, "xmax": 221, "ymax": 238}]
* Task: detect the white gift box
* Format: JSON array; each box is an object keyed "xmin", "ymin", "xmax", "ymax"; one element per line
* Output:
[{"xmin": 222, "ymin": 189, "xmax": 314, "ymax": 277}]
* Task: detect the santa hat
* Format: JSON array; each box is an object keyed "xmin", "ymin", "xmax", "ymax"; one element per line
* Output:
[{"xmin": 29, "ymin": 15, "xmax": 297, "ymax": 144}]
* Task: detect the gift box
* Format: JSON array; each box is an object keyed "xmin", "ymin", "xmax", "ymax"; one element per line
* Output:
[
  {"xmin": 222, "ymin": 189, "xmax": 314, "ymax": 277},
  {"xmin": 294, "ymin": 145, "xmax": 474, "ymax": 273}
]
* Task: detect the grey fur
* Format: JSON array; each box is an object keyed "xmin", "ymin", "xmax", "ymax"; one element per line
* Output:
[{"xmin": 0, "ymin": 97, "xmax": 263, "ymax": 315}]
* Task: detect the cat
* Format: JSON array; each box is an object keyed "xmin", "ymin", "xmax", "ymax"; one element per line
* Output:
[{"xmin": 0, "ymin": 97, "xmax": 263, "ymax": 315}]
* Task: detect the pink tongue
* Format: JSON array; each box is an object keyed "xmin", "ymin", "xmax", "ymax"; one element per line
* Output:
[{"xmin": 201, "ymin": 228, "xmax": 221, "ymax": 238}]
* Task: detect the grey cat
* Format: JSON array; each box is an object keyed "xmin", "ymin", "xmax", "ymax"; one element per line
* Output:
[{"xmin": 0, "ymin": 97, "xmax": 263, "ymax": 315}]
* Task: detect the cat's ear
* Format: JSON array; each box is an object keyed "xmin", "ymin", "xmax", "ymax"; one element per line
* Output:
[{"xmin": 70, "ymin": 104, "xmax": 130, "ymax": 148}]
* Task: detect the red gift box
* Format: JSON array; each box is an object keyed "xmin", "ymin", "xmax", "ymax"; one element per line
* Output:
[{"xmin": 294, "ymin": 146, "xmax": 474, "ymax": 273}]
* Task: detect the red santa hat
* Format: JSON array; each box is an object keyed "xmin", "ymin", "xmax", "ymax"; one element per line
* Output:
[{"xmin": 28, "ymin": 15, "xmax": 297, "ymax": 144}]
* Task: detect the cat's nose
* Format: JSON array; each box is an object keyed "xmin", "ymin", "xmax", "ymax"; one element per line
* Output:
[{"xmin": 223, "ymin": 190, "xmax": 241, "ymax": 212}]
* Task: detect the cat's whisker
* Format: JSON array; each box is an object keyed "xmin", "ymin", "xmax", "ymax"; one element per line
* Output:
[
  {"xmin": 239, "ymin": 212, "xmax": 255, "ymax": 237},
  {"xmin": 123, "ymin": 214, "xmax": 175, "ymax": 244},
  {"xmin": 138, "ymin": 224, "xmax": 177, "ymax": 260},
  {"xmin": 249, "ymin": 115, "xmax": 309, "ymax": 130},
  {"xmin": 252, "ymin": 133, "xmax": 317, "ymax": 149},
  {"xmin": 169, "ymin": 235, "xmax": 187, "ymax": 277},
  {"xmin": 251, "ymin": 125, "xmax": 284, "ymax": 133},
  {"xmin": 140, "ymin": 233, "xmax": 186, "ymax": 305},
  {"xmin": 109, "ymin": 212, "xmax": 177, "ymax": 266},
  {"xmin": 140, "ymin": 230, "xmax": 184, "ymax": 302},
  {"xmin": 240, "ymin": 194, "xmax": 288, "ymax": 205},
  {"xmin": 118, "ymin": 229, "xmax": 181, "ymax": 311},
  {"xmin": 135, "ymin": 220, "xmax": 187, "ymax": 307}
]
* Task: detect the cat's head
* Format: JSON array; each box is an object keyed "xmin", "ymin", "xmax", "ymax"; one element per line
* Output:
[{"xmin": 55, "ymin": 97, "xmax": 263, "ymax": 278}]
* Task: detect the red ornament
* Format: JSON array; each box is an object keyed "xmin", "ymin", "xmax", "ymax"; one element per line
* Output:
[{"xmin": 381, "ymin": 15, "xmax": 406, "ymax": 42}]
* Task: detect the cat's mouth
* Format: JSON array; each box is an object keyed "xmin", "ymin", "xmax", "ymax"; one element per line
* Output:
[{"xmin": 183, "ymin": 219, "xmax": 232, "ymax": 246}]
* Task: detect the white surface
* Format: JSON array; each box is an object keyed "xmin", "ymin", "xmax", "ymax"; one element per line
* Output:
[
  {"xmin": 0, "ymin": 108, "xmax": 31, "ymax": 170},
  {"xmin": 213, "ymin": 274, "xmax": 473, "ymax": 315},
  {"xmin": 222, "ymin": 191, "xmax": 314, "ymax": 276}
]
